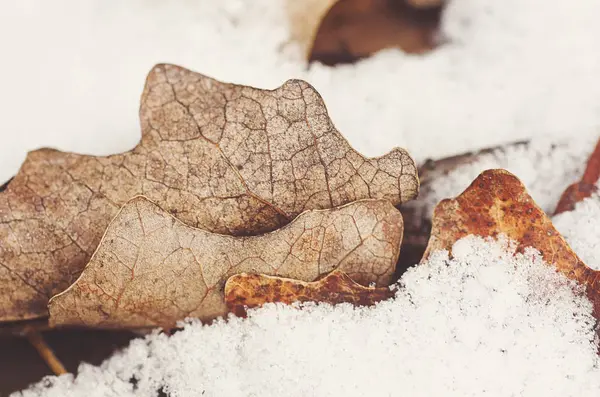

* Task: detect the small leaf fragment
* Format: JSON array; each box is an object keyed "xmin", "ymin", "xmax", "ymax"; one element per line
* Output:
[
  {"xmin": 0, "ymin": 63, "xmax": 418, "ymax": 322},
  {"xmin": 423, "ymin": 169, "xmax": 600, "ymax": 314},
  {"xmin": 48, "ymin": 197, "xmax": 404, "ymax": 329},
  {"xmin": 406, "ymin": 0, "xmax": 445, "ymax": 9},
  {"xmin": 309, "ymin": 0, "xmax": 442, "ymax": 66},
  {"xmin": 0, "ymin": 177, "xmax": 11, "ymax": 192},
  {"xmin": 225, "ymin": 270, "xmax": 395, "ymax": 317},
  {"xmin": 554, "ymin": 138, "xmax": 600, "ymax": 214},
  {"xmin": 285, "ymin": 0, "xmax": 338, "ymax": 57}
]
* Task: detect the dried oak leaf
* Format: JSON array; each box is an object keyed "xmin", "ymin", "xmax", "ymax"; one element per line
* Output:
[
  {"xmin": 423, "ymin": 169, "xmax": 600, "ymax": 314},
  {"xmin": 224, "ymin": 270, "xmax": 395, "ymax": 317},
  {"xmin": 48, "ymin": 197, "xmax": 404, "ymax": 329},
  {"xmin": 554, "ymin": 138, "xmax": 600, "ymax": 214},
  {"xmin": 0, "ymin": 64, "xmax": 418, "ymax": 322}
]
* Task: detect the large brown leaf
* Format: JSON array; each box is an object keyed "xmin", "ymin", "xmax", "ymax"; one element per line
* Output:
[
  {"xmin": 225, "ymin": 270, "xmax": 395, "ymax": 317},
  {"xmin": 0, "ymin": 64, "xmax": 418, "ymax": 322},
  {"xmin": 423, "ymin": 169, "xmax": 600, "ymax": 314},
  {"xmin": 48, "ymin": 197, "xmax": 404, "ymax": 329},
  {"xmin": 554, "ymin": 138, "xmax": 600, "ymax": 214}
]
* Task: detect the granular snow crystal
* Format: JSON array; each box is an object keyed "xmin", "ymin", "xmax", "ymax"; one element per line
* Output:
[{"xmin": 15, "ymin": 236, "xmax": 600, "ymax": 397}]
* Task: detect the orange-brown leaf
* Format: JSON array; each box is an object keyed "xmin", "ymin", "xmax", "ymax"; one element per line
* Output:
[
  {"xmin": 398, "ymin": 141, "xmax": 529, "ymax": 275},
  {"xmin": 554, "ymin": 138, "xmax": 600, "ymax": 214},
  {"xmin": 423, "ymin": 169, "xmax": 600, "ymax": 315},
  {"xmin": 225, "ymin": 270, "xmax": 395, "ymax": 317}
]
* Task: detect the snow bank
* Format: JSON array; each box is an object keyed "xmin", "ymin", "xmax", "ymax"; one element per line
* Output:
[
  {"xmin": 15, "ymin": 236, "xmax": 600, "ymax": 397},
  {"xmin": 2, "ymin": 0, "xmax": 600, "ymax": 182}
]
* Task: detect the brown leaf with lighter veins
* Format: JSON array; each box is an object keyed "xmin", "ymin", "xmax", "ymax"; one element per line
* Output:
[
  {"xmin": 225, "ymin": 270, "xmax": 395, "ymax": 318},
  {"xmin": 423, "ymin": 169, "xmax": 600, "ymax": 314},
  {"xmin": 48, "ymin": 197, "xmax": 404, "ymax": 329},
  {"xmin": 0, "ymin": 64, "xmax": 418, "ymax": 322}
]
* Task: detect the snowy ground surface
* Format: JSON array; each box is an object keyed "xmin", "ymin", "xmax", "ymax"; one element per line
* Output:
[
  {"xmin": 2, "ymin": 0, "xmax": 600, "ymax": 183},
  {"xmin": 15, "ymin": 237, "xmax": 600, "ymax": 397},
  {"xmin": 3, "ymin": 0, "xmax": 600, "ymax": 396}
]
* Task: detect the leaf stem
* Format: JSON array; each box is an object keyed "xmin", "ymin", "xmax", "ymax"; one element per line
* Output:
[{"xmin": 25, "ymin": 328, "xmax": 67, "ymax": 376}]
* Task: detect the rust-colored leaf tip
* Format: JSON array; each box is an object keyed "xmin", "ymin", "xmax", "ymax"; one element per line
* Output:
[{"xmin": 423, "ymin": 169, "xmax": 600, "ymax": 316}]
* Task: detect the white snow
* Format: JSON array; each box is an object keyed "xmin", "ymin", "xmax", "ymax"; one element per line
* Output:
[
  {"xmin": 2, "ymin": 0, "xmax": 600, "ymax": 183},
  {"xmin": 14, "ymin": 236, "xmax": 600, "ymax": 397},
  {"xmin": 409, "ymin": 134, "xmax": 599, "ymax": 221},
  {"xmin": 554, "ymin": 193, "xmax": 600, "ymax": 270}
]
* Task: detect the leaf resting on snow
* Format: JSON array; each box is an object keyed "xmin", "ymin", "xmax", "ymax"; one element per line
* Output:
[
  {"xmin": 399, "ymin": 140, "xmax": 528, "ymax": 273},
  {"xmin": 48, "ymin": 197, "xmax": 404, "ymax": 329},
  {"xmin": 0, "ymin": 63, "xmax": 418, "ymax": 322},
  {"xmin": 554, "ymin": 138, "xmax": 600, "ymax": 214},
  {"xmin": 224, "ymin": 270, "xmax": 394, "ymax": 317},
  {"xmin": 423, "ymin": 169, "xmax": 600, "ymax": 314}
]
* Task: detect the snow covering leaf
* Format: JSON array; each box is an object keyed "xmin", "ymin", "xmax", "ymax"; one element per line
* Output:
[
  {"xmin": 399, "ymin": 141, "xmax": 529, "ymax": 272},
  {"xmin": 17, "ymin": 237, "xmax": 600, "ymax": 397},
  {"xmin": 423, "ymin": 169, "xmax": 600, "ymax": 315},
  {"xmin": 309, "ymin": 0, "xmax": 441, "ymax": 66},
  {"xmin": 399, "ymin": 137, "xmax": 596, "ymax": 275},
  {"xmin": 225, "ymin": 270, "xmax": 394, "ymax": 317},
  {"xmin": 0, "ymin": 63, "xmax": 418, "ymax": 323},
  {"xmin": 48, "ymin": 197, "xmax": 404, "ymax": 329},
  {"xmin": 555, "ymin": 138, "xmax": 600, "ymax": 214}
]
